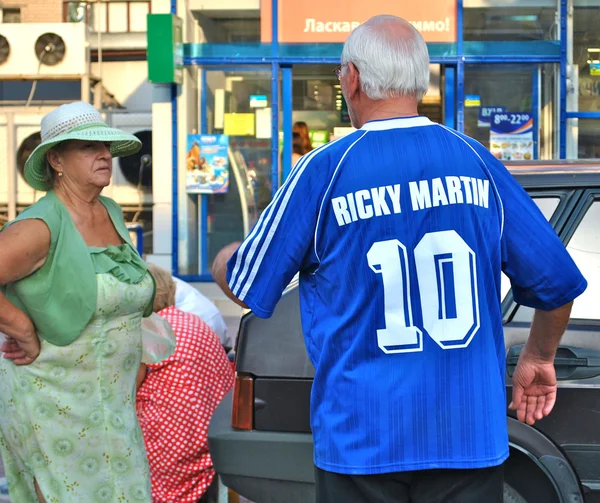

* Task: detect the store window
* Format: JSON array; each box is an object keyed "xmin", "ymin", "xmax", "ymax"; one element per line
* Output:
[
  {"xmin": 186, "ymin": 67, "xmax": 272, "ymax": 275},
  {"xmin": 575, "ymin": 1, "xmax": 600, "ymax": 113},
  {"xmin": 571, "ymin": 1, "xmax": 600, "ymax": 159},
  {"xmin": 567, "ymin": 119, "xmax": 600, "ymax": 159},
  {"xmin": 286, "ymin": 63, "xmax": 444, "ymax": 149},
  {"xmin": 464, "ymin": 64, "xmax": 557, "ymax": 160},
  {"xmin": 463, "ymin": 0, "xmax": 557, "ymax": 41}
]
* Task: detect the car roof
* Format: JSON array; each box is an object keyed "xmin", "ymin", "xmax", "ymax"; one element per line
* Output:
[{"xmin": 507, "ymin": 161, "xmax": 600, "ymax": 189}]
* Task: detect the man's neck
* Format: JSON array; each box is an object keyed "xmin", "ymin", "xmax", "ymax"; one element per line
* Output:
[{"xmin": 356, "ymin": 97, "xmax": 419, "ymax": 128}]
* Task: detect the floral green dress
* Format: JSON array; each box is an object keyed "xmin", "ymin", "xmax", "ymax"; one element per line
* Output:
[{"xmin": 0, "ymin": 245, "xmax": 155, "ymax": 503}]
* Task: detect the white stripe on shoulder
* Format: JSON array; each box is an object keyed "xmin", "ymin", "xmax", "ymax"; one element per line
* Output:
[
  {"xmin": 229, "ymin": 140, "xmax": 323, "ymax": 291},
  {"xmin": 230, "ymin": 135, "xmax": 349, "ymax": 298},
  {"xmin": 313, "ymin": 130, "xmax": 369, "ymax": 263},
  {"xmin": 439, "ymin": 125, "xmax": 505, "ymax": 237}
]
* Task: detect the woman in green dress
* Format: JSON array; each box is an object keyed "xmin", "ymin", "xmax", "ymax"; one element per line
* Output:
[{"xmin": 0, "ymin": 102, "xmax": 170, "ymax": 502}]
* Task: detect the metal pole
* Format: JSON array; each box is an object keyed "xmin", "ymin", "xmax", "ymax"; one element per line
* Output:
[
  {"xmin": 171, "ymin": 0, "xmax": 179, "ymax": 275},
  {"xmin": 282, "ymin": 65, "xmax": 292, "ymax": 181},
  {"xmin": 270, "ymin": 0, "xmax": 279, "ymax": 197},
  {"xmin": 559, "ymin": 0, "xmax": 568, "ymax": 159},
  {"xmin": 456, "ymin": 0, "xmax": 464, "ymax": 133}
]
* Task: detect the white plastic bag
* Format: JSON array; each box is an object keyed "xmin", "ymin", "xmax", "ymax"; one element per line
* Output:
[{"xmin": 140, "ymin": 313, "xmax": 176, "ymax": 364}]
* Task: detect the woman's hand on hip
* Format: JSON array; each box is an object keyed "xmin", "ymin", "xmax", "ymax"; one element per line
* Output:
[
  {"xmin": 2, "ymin": 335, "xmax": 40, "ymax": 365},
  {"xmin": 1, "ymin": 315, "xmax": 40, "ymax": 365}
]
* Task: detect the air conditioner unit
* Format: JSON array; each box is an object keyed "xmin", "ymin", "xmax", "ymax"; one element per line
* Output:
[
  {"xmin": 0, "ymin": 110, "xmax": 152, "ymax": 210},
  {"xmin": 0, "ymin": 109, "xmax": 51, "ymax": 208},
  {"xmin": 103, "ymin": 111, "xmax": 153, "ymax": 206},
  {"xmin": 0, "ymin": 23, "xmax": 89, "ymax": 78}
]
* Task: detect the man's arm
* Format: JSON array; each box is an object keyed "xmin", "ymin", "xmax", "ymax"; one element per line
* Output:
[
  {"xmin": 212, "ymin": 241, "xmax": 249, "ymax": 309},
  {"xmin": 510, "ymin": 302, "xmax": 573, "ymax": 425}
]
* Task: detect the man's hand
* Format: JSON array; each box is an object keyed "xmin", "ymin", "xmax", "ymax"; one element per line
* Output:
[
  {"xmin": 509, "ymin": 302, "xmax": 573, "ymax": 425},
  {"xmin": 509, "ymin": 349, "xmax": 557, "ymax": 425},
  {"xmin": 212, "ymin": 242, "xmax": 249, "ymax": 309}
]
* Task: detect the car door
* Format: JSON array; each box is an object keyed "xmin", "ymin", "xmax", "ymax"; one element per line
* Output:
[{"xmin": 503, "ymin": 187, "xmax": 600, "ymax": 501}]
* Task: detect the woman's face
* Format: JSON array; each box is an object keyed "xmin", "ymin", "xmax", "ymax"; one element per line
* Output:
[{"xmin": 47, "ymin": 140, "xmax": 113, "ymax": 190}]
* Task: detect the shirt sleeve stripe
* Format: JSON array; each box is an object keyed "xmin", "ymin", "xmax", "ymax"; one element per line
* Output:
[
  {"xmin": 313, "ymin": 130, "xmax": 369, "ymax": 264},
  {"xmin": 228, "ymin": 138, "xmax": 343, "ymax": 297},
  {"xmin": 227, "ymin": 150, "xmax": 316, "ymax": 293},
  {"xmin": 232, "ymin": 137, "xmax": 348, "ymax": 301}
]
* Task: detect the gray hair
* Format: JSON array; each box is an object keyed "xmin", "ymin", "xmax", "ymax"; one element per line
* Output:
[{"xmin": 341, "ymin": 15, "xmax": 430, "ymax": 101}]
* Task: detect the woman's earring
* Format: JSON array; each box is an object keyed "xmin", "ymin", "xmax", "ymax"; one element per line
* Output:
[{"xmin": 58, "ymin": 172, "xmax": 63, "ymax": 177}]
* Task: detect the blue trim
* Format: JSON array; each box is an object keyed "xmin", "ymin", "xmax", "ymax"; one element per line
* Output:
[
  {"xmin": 183, "ymin": 41, "xmax": 560, "ymax": 66},
  {"xmin": 126, "ymin": 223, "xmax": 144, "ymax": 256},
  {"xmin": 282, "ymin": 65, "xmax": 292, "ymax": 182},
  {"xmin": 270, "ymin": 61, "xmax": 280, "ymax": 197},
  {"xmin": 457, "ymin": 0, "xmax": 463, "ymax": 56},
  {"xmin": 184, "ymin": 55, "xmax": 560, "ymax": 66},
  {"xmin": 177, "ymin": 274, "xmax": 215, "ymax": 283},
  {"xmin": 566, "ymin": 112, "xmax": 600, "ymax": 119},
  {"xmin": 171, "ymin": 83, "xmax": 179, "ymax": 276},
  {"xmin": 457, "ymin": 61, "xmax": 464, "ymax": 133},
  {"xmin": 170, "ymin": 0, "xmax": 178, "ymax": 275},
  {"xmin": 559, "ymin": 0, "xmax": 567, "ymax": 159},
  {"xmin": 444, "ymin": 66, "xmax": 456, "ymax": 129},
  {"xmin": 200, "ymin": 68, "xmax": 207, "ymax": 135},
  {"xmin": 532, "ymin": 67, "xmax": 539, "ymax": 160},
  {"xmin": 201, "ymin": 195, "xmax": 208, "ymax": 274},
  {"xmin": 270, "ymin": 0, "xmax": 279, "ymax": 197}
]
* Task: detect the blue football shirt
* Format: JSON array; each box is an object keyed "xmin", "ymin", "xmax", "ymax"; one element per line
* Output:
[{"xmin": 226, "ymin": 116, "xmax": 587, "ymax": 475}]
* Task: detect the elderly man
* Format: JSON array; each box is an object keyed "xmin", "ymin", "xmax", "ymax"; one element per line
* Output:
[{"xmin": 212, "ymin": 15, "xmax": 586, "ymax": 503}]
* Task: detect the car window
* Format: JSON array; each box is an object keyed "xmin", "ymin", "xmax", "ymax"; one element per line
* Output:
[
  {"xmin": 565, "ymin": 201, "xmax": 600, "ymax": 320},
  {"xmin": 500, "ymin": 196, "xmax": 561, "ymax": 299},
  {"xmin": 512, "ymin": 198, "xmax": 599, "ymax": 323}
]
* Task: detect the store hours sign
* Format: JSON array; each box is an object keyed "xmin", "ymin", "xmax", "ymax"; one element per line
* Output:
[{"xmin": 489, "ymin": 113, "xmax": 534, "ymax": 161}]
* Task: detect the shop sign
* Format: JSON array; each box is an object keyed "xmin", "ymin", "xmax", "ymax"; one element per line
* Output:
[
  {"xmin": 147, "ymin": 14, "xmax": 183, "ymax": 85},
  {"xmin": 478, "ymin": 106, "xmax": 506, "ymax": 128},
  {"xmin": 186, "ymin": 135, "xmax": 230, "ymax": 194},
  {"xmin": 261, "ymin": 0, "xmax": 457, "ymax": 43},
  {"xmin": 490, "ymin": 112, "xmax": 534, "ymax": 162}
]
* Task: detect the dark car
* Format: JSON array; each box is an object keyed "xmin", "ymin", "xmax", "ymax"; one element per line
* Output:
[{"xmin": 210, "ymin": 161, "xmax": 600, "ymax": 503}]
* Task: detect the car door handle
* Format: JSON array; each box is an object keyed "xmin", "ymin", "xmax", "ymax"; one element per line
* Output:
[{"xmin": 507, "ymin": 345, "xmax": 600, "ymax": 380}]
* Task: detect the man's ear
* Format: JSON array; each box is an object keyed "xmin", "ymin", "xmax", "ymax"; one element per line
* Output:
[{"xmin": 346, "ymin": 62, "xmax": 362, "ymax": 99}]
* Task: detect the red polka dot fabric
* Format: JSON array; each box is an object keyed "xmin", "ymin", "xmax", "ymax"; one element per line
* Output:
[{"xmin": 136, "ymin": 306, "xmax": 235, "ymax": 503}]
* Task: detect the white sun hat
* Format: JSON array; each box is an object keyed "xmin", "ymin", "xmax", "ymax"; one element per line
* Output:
[{"xmin": 24, "ymin": 101, "xmax": 142, "ymax": 191}]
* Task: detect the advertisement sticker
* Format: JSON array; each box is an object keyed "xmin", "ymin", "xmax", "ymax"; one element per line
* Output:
[
  {"xmin": 186, "ymin": 134, "xmax": 230, "ymax": 194},
  {"xmin": 490, "ymin": 112, "xmax": 534, "ymax": 161}
]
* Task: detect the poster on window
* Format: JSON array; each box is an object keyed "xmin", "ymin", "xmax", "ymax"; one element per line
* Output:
[
  {"xmin": 489, "ymin": 112, "xmax": 534, "ymax": 161},
  {"xmin": 478, "ymin": 106, "xmax": 506, "ymax": 128},
  {"xmin": 186, "ymin": 134, "xmax": 230, "ymax": 194}
]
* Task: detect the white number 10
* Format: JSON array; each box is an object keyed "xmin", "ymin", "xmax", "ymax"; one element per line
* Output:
[{"xmin": 367, "ymin": 230, "xmax": 480, "ymax": 354}]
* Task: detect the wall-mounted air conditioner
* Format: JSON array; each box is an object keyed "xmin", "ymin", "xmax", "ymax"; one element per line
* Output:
[
  {"xmin": 0, "ymin": 23, "xmax": 89, "ymax": 78},
  {"xmin": 0, "ymin": 110, "xmax": 152, "ymax": 210}
]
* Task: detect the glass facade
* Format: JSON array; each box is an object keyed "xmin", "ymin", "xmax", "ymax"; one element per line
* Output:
[{"xmin": 169, "ymin": 0, "xmax": 600, "ymax": 280}]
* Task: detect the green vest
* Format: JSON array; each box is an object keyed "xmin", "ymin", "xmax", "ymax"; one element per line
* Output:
[{"xmin": 2, "ymin": 190, "xmax": 154, "ymax": 346}]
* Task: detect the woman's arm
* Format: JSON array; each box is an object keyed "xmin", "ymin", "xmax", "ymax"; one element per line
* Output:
[{"xmin": 0, "ymin": 219, "xmax": 51, "ymax": 363}]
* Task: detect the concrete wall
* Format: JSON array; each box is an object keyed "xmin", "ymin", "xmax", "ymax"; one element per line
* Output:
[{"xmin": 91, "ymin": 61, "xmax": 153, "ymax": 111}]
